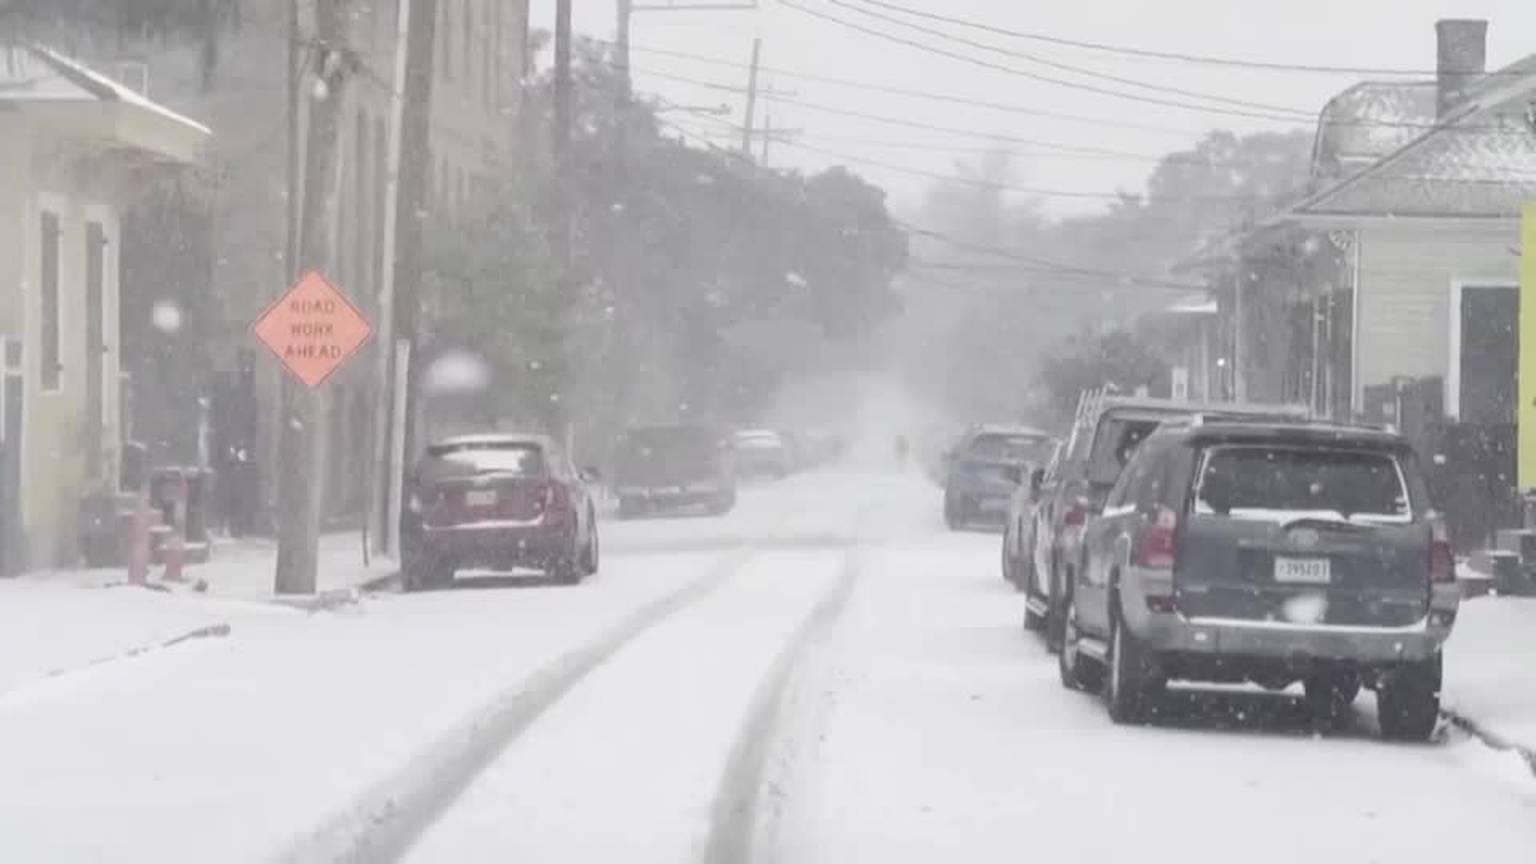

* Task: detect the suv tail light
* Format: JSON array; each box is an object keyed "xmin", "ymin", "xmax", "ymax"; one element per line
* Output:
[
  {"xmin": 1429, "ymin": 517, "xmax": 1454, "ymax": 583},
  {"xmin": 1135, "ymin": 506, "xmax": 1179, "ymax": 569},
  {"xmin": 541, "ymin": 481, "xmax": 573, "ymax": 524}
]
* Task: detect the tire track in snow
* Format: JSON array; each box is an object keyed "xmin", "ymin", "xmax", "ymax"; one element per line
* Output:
[
  {"xmin": 702, "ymin": 543, "xmax": 861, "ymax": 864},
  {"xmin": 276, "ymin": 547, "xmax": 754, "ymax": 864}
]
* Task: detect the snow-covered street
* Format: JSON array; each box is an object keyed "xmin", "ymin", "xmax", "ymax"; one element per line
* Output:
[{"xmin": 2, "ymin": 469, "xmax": 1534, "ymax": 863}]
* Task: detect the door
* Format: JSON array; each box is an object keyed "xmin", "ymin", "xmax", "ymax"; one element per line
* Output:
[
  {"xmin": 84, "ymin": 221, "xmax": 106, "ymax": 481},
  {"xmin": 1456, "ymin": 284, "xmax": 1518, "ymax": 424},
  {"xmin": 1, "ymin": 338, "xmax": 23, "ymax": 576}
]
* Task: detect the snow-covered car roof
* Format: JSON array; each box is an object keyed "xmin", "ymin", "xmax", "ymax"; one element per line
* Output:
[{"xmin": 429, "ymin": 433, "xmax": 553, "ymax": 451}]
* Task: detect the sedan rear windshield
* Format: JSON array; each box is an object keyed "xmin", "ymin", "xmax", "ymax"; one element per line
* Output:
[
  {"xmin": 965, "ymin": 434, "xmax": 1052, "ymax": 462},
  {"xmin": 426, "ymin": 443, "xmax": 545, "ymax": 475},
  {"xmin": 1192, "ymin": 445, "xmax": 1411, "ymax": 523}
]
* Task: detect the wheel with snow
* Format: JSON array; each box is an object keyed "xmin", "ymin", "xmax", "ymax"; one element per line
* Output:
[
  {"xmin": 944, "ymin": 494, "xmax": 968, "ymax": 530},
  {"xmin": 1022, "ymin": 603, "xmax": 1046, "ymax": 632},
  {"xmin": 1104, "ymin": 606, "xmax": 1160, "ymax": 725},
  {"xmin": 580, "ymin": 519, "xmax": 601, "ymax": 577},
  {"xmin": 706, "ymin": 491, "xmax": 736, "ymax": 516},
  {"xmin": 1057, "ymin": 592, "xmax": 1103, "ymax": 692},
  {"xmin": 1304, "ymin": 673, "xmax": 1360, "ymax": 727},
  {"xmin": 403, "ymin": 551, "xmax": 454, "ymax": 593},
  {"xmin": 1377, "ymin": 655, "xmax": 1441, "ymax": 742},
  {"xmin": 1044, "ymin": 562, "xmax": 1068, "ymax": 654}
]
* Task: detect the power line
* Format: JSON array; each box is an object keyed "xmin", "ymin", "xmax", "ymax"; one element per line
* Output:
[
  {"xmin": 898, "ymin": 220, "xmax": 1201, "ymax": 290},
  {"xmin": 819, "ymin": 0, "xmax": 1315, "ymax": 117},
  {"xmin": 658, "ymin": 85, "xmax": 1536, "ymax": 193},
  {"xmin": 624, "ymin": 41, "xmax": 1524, "ymax": 135},
  {"xmin": 621, "ymin": 50, "xmax": 1198, "ymax": 136},
  {"xmin": 775, "ymin": 0, "xmax": 1319, "ymax": 125},
  {"xmin": 653, "ymin": 115, "xmax": 1205, "ymax": 289},
  {"xmin": 839, "ymin": 0, "xmax": 1484, "ymax": 77},
  {"xmin": 637, "ymin": 64, "xmax": 1197, "ymax": 137}
]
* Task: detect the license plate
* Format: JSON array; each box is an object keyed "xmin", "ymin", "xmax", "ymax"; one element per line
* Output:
[
  {"xmin": 465, "ymin": 490, "xmax": 498, "ymax": 508},
  {"xmin": 1274, "ymin": 557, "xmax": 1331, "ymax": 584}
]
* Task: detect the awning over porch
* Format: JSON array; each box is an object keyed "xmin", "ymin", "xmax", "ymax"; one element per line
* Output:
[{"xmin": 0, "ymin": 45, "xmax": 210, "ymax": 163}]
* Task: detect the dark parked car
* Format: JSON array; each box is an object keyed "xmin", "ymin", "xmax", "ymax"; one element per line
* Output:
[
  {"xmin": 402, "ymin": 434, "xmax": 601, "ymax": 589},
  {"xmin": 1014, "ymin": 396, "xmax": 1307, "ymax": 651},
  {"xmin": 614, "ymin": 424, "xmax": 736, "ymax": 518},
  {"xmin": 943, "ymin": 425, "xmax": 1054, "ymax": 529},
  {"xmin": 733, "ymin": 429, "xmax": 795, "ymax": 478},
  {"xmin": 1060, "ymin": 417, "xmax": 1457, "ymax": 740}
]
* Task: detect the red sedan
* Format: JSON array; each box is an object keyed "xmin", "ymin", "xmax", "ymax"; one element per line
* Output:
[{"xmin": 402, "ymin": 434, "xmax": 601, "ymax": 590}]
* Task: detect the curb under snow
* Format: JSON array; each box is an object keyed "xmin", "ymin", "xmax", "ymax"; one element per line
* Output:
[{"xmin": 1442, "ymin": 709, "xmax": 1536, "ymax": 778}]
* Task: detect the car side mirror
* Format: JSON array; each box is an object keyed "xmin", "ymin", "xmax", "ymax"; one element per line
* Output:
[{"xmin": 579, "ymin": 466, "xmax": 603, "ymax": 484}]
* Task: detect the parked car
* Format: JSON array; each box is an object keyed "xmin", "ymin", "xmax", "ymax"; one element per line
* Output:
[
  {"xmin": 733, "ymin": 429, "xmax": 795, "ymax": 478},
  {"xmin": 1057, "ymin": 416, "xmax": 1457, "ymax": 740},
  {"xmin": 1018, "ymin": 395, "xmax": 1307, "ymax": 651},
  {"xmin": 614, "ymin": 424, "xmax": 736, "ymax": 518},
  {"xmin": 1002, "ymin": 440, "xmax": 1060, "ymax": 589},
  {"xmin": 401, "ymin": 434, "xmax": 601, "ymax": 590},
  {"xmin": 943, "ymin": 425, "xmax": 1055, "ymax": 529}
]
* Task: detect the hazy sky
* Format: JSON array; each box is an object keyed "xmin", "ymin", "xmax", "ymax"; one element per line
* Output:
[{"xmin": 530, "ymin": 1, "xmax": 1536, "ymax": 218}]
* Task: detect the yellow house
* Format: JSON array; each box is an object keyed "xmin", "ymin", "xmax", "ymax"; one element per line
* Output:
[{"xmin": 0, "ymin": 46, "xmax": 209, "ymax": 571}]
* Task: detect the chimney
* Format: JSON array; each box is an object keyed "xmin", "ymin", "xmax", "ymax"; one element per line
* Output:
[{"xmin": 1436, "ymin": 19, "xmax": 1488, "ymax": 117}]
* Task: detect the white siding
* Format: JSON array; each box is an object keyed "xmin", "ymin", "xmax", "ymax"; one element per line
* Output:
[{"xmin": 1355, "ymin": 221, "xmax": 1520, "ymax": 408}]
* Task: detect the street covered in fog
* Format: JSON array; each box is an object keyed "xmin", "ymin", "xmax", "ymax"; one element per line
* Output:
[{"xmin": 2, "ymin": 451, "xmax": 1534, "ymax": 861}]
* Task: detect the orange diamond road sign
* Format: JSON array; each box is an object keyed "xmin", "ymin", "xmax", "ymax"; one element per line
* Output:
[{"xmin": 252, "ymin": 270, "xmax": 373, "ymax": 388}]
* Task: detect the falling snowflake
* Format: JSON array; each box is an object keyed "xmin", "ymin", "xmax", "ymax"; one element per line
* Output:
[{"xmin": 151, "ymin": 300, "xmax": 183, "ymax": 334}]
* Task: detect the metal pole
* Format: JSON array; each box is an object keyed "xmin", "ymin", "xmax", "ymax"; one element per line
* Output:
[
  {"xmin": 385, "ymin": 339, "xmax": 411, "ymax": 560},
  {"xmin": 549, "ymin": 0, "xmax": 574, "ymax": 437},
  {"xmin": 1233, "ymin": 272, "xmax": 1245, "ymax": 402},
  {"xmin": 369, "ymin": 0, "xmax": 413, "ymax": 558},
  {"xmin": 740, "ymin": 37, "xmax": 760, "ymax": 155},
  {"xmin": 616, "ymin": 0, "xmax": 633, "ymax": 104}
]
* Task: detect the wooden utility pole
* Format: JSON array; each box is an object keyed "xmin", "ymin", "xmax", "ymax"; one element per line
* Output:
[
  {"xmin": 368, "ymin": 0, "xmax": 413, "ymax": 559},
  {"xmin": 546, "ymin": 0, "xmax": 575, "ymax": 438},
  {"xmin": 740, "ymin": 37, "xmax": 760, "ymax": 155},
  {"xmin": 275, "ymin": 0, "xmax": 350, "ymax": 594},
  {"xmin": 391, "ymin": 0, "xmax": 440, "ymax": 554}
]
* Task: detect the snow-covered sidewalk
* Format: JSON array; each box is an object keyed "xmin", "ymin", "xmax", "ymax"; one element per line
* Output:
[
  {"xmin": 1444, "ymin": 595, "xmax": 1536, "ymax": 753},
  {"xmin": 0, "ymin": 533, "xmax": 393, "ymax": 698}
]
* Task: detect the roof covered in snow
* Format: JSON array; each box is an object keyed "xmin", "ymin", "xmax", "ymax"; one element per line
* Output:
[
  {"xmin": 1292, "ymin": 55, "xmax": 1536, "ymax": 221},
  {"xmin": 1310, "ymin": 81, "xmax": 1438, "ymax": 181}
]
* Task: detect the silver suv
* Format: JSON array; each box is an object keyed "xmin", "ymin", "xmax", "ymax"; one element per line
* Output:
[{"xmin": 1060, "ymin": 417, "xmax": 1458, "ymax": 740}]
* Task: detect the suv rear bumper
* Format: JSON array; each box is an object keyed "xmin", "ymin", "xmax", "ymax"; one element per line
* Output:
[
  {"xmin": 1135, "ymin": 614, "xmax": 1449, "ymax": 663},
  {"xmin": 618, "ymin": 484, "xmax": 729, "ymax": 505},
  {"xmin": 1122, "ymin": 576, "xmax": 1457, "ymax": 664}
]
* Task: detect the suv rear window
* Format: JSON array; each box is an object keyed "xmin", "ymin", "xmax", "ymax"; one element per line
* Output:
[
  {"xmin": 622, "ymin": 428, "xmax": 719, "ymax": 464},
  {"xmin": 1088, "ymin": 417, "xmax": 1165, "ymax": 485},
  {"xmin": 1193, "ymin": 445, "xmax": 1411, "ymax": 523},
  {"xmin": 966, "ymin": 433, "xmax": 1052, "ymax": 462},
  {"xmin": 426, "ymin": 442, "xmax": 545, "ymax": 475}
]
